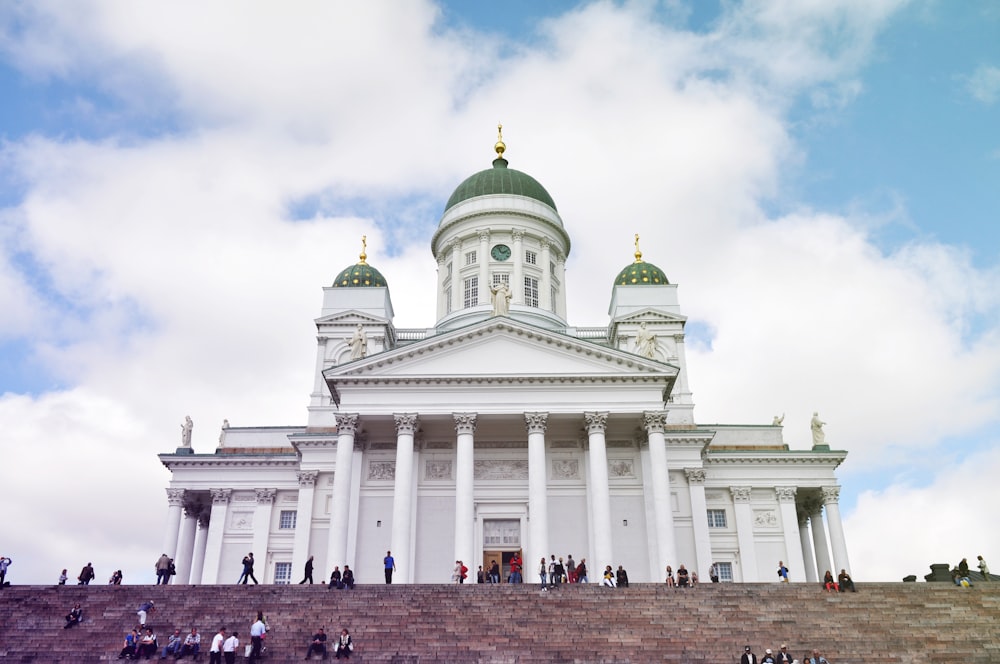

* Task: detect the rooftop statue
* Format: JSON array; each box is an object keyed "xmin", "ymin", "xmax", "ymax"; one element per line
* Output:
[
  {"xmin": 490, "ymin": 281, "xmax": 511, "ymax": 316},
  {"xmin": 180, "ymin": 416, "xmax": 193, "ymax": 447},
  {"xmin": 350, "ymin": 324, "xmax": 368, "ymax": 360},
  {"xmin": 811, "ymin": 412, "xmax": 826, "ymax": 446}
]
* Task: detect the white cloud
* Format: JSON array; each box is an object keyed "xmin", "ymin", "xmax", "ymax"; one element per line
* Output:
[
  {"xmin": 0, "ymin": 0, "xmax": 996, "ymax": 585},
  {"xmin": 964, "ymin": 64, "xmax": 1000, "ymax": 105},
  {"xmin": 845, "ymin": 445, "xmax": 1000, "ymax": 581}
]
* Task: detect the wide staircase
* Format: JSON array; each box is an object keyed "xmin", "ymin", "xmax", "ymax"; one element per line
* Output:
[{"xmin": 0, "ymin": 582, "xmax": 997, "ymax": 663}]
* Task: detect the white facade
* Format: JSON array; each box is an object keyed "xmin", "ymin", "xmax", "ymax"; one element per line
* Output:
[{"xmin": 160, "ymin": 146, "xmax": 850, "ymax": 586}]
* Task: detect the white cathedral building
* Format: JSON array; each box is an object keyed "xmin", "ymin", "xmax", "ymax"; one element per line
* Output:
[{"xmin": 160, "ymin": 133, "xmax": 851, "ymax": 586}]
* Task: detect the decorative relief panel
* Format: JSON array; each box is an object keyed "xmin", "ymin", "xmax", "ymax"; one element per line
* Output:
[
  {"xmin": 474, "ymin": 459, "xmax": 528, "ymax": 480},
  {"xmin": 232, "ymin": 493, "xmax": 256, "ymax": 502},
  {"xmin": 326, "ymin": 475, "xmax": 335, "ymax": 486},
  {"xmin": 705, "ymin": 491, "xmax": 725, "ymax": 501},
  {"xmin": 368, "ymin": 442, "xmax": 395, "ymax": 451},
  {"xmin": 607, "ymin": 440, "xmax": 634, "ymax": 449},
  {"xmin": 478, "ymin": 441, "xmax": 527, "ymax": 449},
  {"xmin": 230, "ymin": 511, "xmax": 253, "ymax": 530},
  {"xmin": 368, "ymin": 461, "xmax": 396, "ymax": 481},
  {"xmin": 551, "ymin": 458, "xmax": 580, "ymax": 480},
  {"xmin": 608, "ymin": 459, "xmax": 635, "ymax": 478},
  {"xmin": 753, "ymin": 510, "xmax": 778, "ymax": 528},
  {"xmin": 425, "ymin": 460, "xmax": 453, "ymax": 480}
]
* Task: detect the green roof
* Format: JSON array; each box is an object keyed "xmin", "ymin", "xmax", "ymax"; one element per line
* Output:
[
  {"xmin": 614, "ymin": 261, "xmax": 669, "ymax": 286},
  {"xmin": 332, "ymin": 262, "xmax": 388, "ymax": 288},
  {"xmin": 444, "ymin": 158, "xmax": 557, "ymax": 213}
]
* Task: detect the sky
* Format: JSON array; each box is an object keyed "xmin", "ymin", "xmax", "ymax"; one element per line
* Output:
[{"xmin": 0, "ymin": 0, "xmax": 997, "ymax": 585}]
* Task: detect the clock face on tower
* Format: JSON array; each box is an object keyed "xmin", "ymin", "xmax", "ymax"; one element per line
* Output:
[{"xmin": 491, "ymin": 244, "xmax": 511, "ymax": 261}]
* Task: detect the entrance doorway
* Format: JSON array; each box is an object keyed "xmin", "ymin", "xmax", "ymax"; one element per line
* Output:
[{"xmin": 482, "ymin": 550, "xmax": 522, "ymax": 584}]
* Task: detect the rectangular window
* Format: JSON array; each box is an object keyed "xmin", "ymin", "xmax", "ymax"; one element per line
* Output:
[
  {"xmin": 525, "ymin": 250, "xmax": 537, "ymax": 265},
  {"xmin": 550, "ymin": 286, "xmax": 557, "ymax": 313},
  {"xmin": 465, "ymin": 250, "xmax": 477, "ymax": 266},
  {"xmin": 273, "ymin": 562, "xmax": 292, "ymax": 585},
  {"xmin": 279, "ymin": 510, "xmax": 297, "ymax": 530},
  {"xmin": 707, "ymin": 509, "xmax": 727, "ymax": 528},
  {"xmin": 446, "ymin": 287, "xmax": 452, "ymax": 314},
  {"xmin": 716, "ymin": 562, "xmax": 734, "ymax": 582},
  {"xmin": 446, "ymin": 262, "xmax": 453, "ymax": 279},
  {"xmin": 492, "ymin": 273, "xmax": 509, "ymax": 287},
  {"xmin": 464, "ymin": 276, "xmax": 479, "ymax": 309},
  {"xmin": 523, "ymin": 276, "xmax": 539, "ymax": 308}
]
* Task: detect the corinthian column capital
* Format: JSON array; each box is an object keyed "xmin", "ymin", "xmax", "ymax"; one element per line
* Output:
[
  {"xmin": 394, "ymin": 413, "xmax": 419, "ymax": 435},
  {"xmin": 524, "ymin": 412, "xmax": 549, "ymax": 434},
  {"xmin": 643, "ymin": 411, "xmax": 668, "ymax": 433},
  {"xmin": 210, "ymin": 488, "xmax": 232, "ymax": 505},
  {"xmin": 166, "ymin": 488, "xmax": 186, "ymax": 506},
  {"xmin": 453, "ymin": 413, "xmax": 477, "ymax": 434},
  {"xmin": 584, "ymin": 411, "xmax": 608, "ymax": 435},
  {"xmin": 821, "ymin": 486, "xmax": 841, "ymax": 504},
  {"xmin": 335, "ymin": 413, "xmax": 359, "ymax": 435}
]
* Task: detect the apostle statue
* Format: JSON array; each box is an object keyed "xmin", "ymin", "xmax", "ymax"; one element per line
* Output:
[
  {"xmin": 772, "ymin": 414, "xmax": 784, "ymax": 426},
  {"xmin": 349, "ymin": 324, "xmax": 368, "ymax": 360},
  {"xmin": 811, "ymin": 412, "xmax": 827, "ymax": 446},
  {"xmin": 635, "ymin": 323, "xmax": 657, "ymax": 359},
  {"xmin": 181, "ymin": 415, "xmax": 193, "ymax": 447},
  {"xmin": 490, "ymin": 281, "xmax": 511, "ymax": 316},
  {"xmin": 219, "ymin": 419, "xmax": 229, "ymax": 444}
]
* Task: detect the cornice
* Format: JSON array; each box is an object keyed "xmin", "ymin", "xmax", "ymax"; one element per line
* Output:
[
  {"xmin": 704, "ymin": 450, "xmax": 847, "ymax": 467},
  {"xmin": 159, "ymin": 454, "xmax": 299, "ymax": 470}
]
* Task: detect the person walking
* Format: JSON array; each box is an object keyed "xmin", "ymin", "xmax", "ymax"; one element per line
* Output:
[
  {"xmin": 384, "ymin": 550, "xmax": 395, "ymax": 584},
  {"xmin": 155, "ymin": 553, "xmax": 172, "ymax": 584},
  {"xmin": 248, "ymin": 611, "xmax": 266, "ymax": 662},
  {"xmin": 237, "ymin": 552, "xmax": 258, "ymax": 584},
  {"xmin": 0, "ymin": 555, "xmax": 11, "ymax": 587},
  {"xmin": 77, "ymin": 562, "xmax": 95, "ymax": 585},
  {"xmin": 299, "ymin": 555, "xmax": 314, "ymax": 584}
]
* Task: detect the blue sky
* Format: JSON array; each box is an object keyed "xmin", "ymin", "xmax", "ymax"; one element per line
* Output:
[{"xmin": 0, "ymin": 0, "xmax": 998, "ymax": 584}]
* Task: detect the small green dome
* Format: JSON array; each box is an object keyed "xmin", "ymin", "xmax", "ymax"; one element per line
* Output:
[
  {"xmin": 333, "ymin": 262, "xmax": 388, "ymax": 288},
  {"xmin": 444, "ymin": 158, "xmax": 557, "ymax": 213},
  {"xmin": 614, "ymin": 261, "xmax": 669, "ymax": 286}
]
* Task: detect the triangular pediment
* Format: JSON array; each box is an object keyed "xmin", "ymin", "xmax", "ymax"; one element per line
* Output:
[
  {"xmin": 612, "ymin": 308, "xmax": 687, "ymax": 325},
  {"xmin": 326, "ymin": 318, "xmax": 678, "ymax": 380},
  {"xmin": 314, "ymin": 310, "xmax": 390, "ymax": 326}
]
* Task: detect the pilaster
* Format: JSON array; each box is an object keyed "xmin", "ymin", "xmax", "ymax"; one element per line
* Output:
[
  {"xmin": 775, "ymin": 487, "xmax": 806, "ymax": 582},
  {"xmin": 685, "ymin": 468, "xmax": 713, "ymax": 580},
  {"xmin": 201, "ymin": 489, "xmax": 231, "ymax": 584},
  {"xmin": 730, "ymin": 486, "xmax": 758, "ymax": 581}
]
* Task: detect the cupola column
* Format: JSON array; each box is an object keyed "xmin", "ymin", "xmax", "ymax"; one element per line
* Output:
[
  {"xmin": 511, "ymin": 229, "xmax": 524, "ymax": 305},
  {"xmin": 390, "ymin": 414, "xmax": 419, "ymax": 583},
  {"xmin": 326, "ymin": 414, "xmax": 359, "ymax": 573},
  {"xmin": 449, "ymin": 241, "xmax": 462, "ymax": 314},
  {"xmin": 525, "ymin": 413, "xmax": 550, "ymax": 575},
  {"xmin": 730, "ymin": 487, "xmax": 758, "ymax": 581},
  {"xmin": 539, "ymin": 238, "xmax": 552, "ymax": 312},
  {"xmin": 776, "ymin": 487, "xmax": 806, "ymax": 582},
  {"xmin": 644, "ymin": 412, "xmax": 677, "ymax": 578},
  {"xmin": 477, "ymin": 230, "xmax": 490, "ymax": 305},
  {"xmin": 453, "ymin": 413, "xmax": 477, "ymax": 574},
  {"xmin": 585, "ymin": 412, "xmax": 614, "ymax": 570}
]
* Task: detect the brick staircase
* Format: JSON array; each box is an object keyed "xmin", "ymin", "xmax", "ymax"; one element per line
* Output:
[{"xmin": 0, "ymin": 582, "xmax": 997, "ymax": 663}]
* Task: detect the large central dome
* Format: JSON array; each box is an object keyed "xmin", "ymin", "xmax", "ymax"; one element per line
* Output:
[{"xmin": 444, "ymin": 157, "xmax": 558, "ymax": 213}]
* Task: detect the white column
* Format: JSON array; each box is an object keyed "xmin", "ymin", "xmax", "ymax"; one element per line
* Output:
[
  {"xmin": 449, "ymin": 242, "xmax": 462, "ymax": 314},
  {"xmin": 799, "ymin": 512, "xmax": 818, "ymax": 583},
  {"xmin": 478, "ymin": 229, "xmax": 490, "ymax": 305},
  {"xmin": 555, "ymin": 253, "xmax": 566, "ymax": 319},
  {"xmin": 776, "ymin": 487, "xmax": 806, "ymax": 582},
  {"xmin": 672, "ymin": 334, "xmax": 692, "ymax": 405},
  {"xmin": 162, "ymin": 488, "xmax": 185, "ymax": 559},
  {"xmin": 685, "ymin": 469, "xmax": 713, "ymax": 580},
  {"xmin": 539, "ymin": 238, "xmax": 552, "ymax": 311},
  {"xmin": 201, "ymin": 489, "xmax": 231, "ymax": 584},
  {"xmin": 731, "ymin": 487, "xmax": 758, "ymax": 582},
  {"xmin": 251, "ymin": 489, "xmax": 276, "ymax": 581},
  {"xmin": 173, "ymin": 502, "xmax": 199, "ymax": 584},
  {"xmin": 190, "ymin": 512, "xmax": 209, "ymax": 585},
  {"xmin": 291, "ymin": 471, "xmax": 318, "ymax": 584},
  {"xmin": 525, "ymin": 412, "xmax": 549, "ymax": 575},
  {"xmin": 644, "ymin": 411, "xmax": 677, "ymax": 576},
  {"xmin": 453, "ymin": 413, "xmax": 477, "ymax": 572},
  {"xmin": 585, "ymin": 412, "xmax": 614, "ymax": 571},
  {"xmin": 326, "ymin": 414, "xmax": 358, "ymax": 572},
  {"xmin": 390, "ymin": 414, "xmax": 419, "ymax": 583},
  {"xmin": 809, "ymin": 501, "xmax": 833, "ymax": 580},
  {"xmin": 822, "ymin": 486, "xmax": 851, "ymax": 576},
  {"xmin": 437, "ymin": 254, "xmax": 449, "ymax": 319},
  {"xmin": 511, "ymin": 229, "xmax": 524, "ymax": 305}
]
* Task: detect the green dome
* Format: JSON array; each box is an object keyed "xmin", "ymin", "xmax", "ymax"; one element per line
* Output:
[
  {"xmin": 332, "ymin": 262, "xmax": 388, "ymax": 288},
  {"xmin": 614, "ymin": 261, "xmax": 669, "ymax": 286},
  {"xmin": 444, "ymin": 158, "xmax": 557, "ymax": 213}
]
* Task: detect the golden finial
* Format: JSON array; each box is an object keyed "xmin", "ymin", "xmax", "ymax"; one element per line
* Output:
[
  {"xmin": 634, "ymin": 233, "xmax": 643, "ymax": 263},
  {"xmin": 494, "ymin": 122, "xmax": 506, "ymax": 159},
  {"xmin": 359, "ymin": 235, "xmax": 368, "ymax": 265}
]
